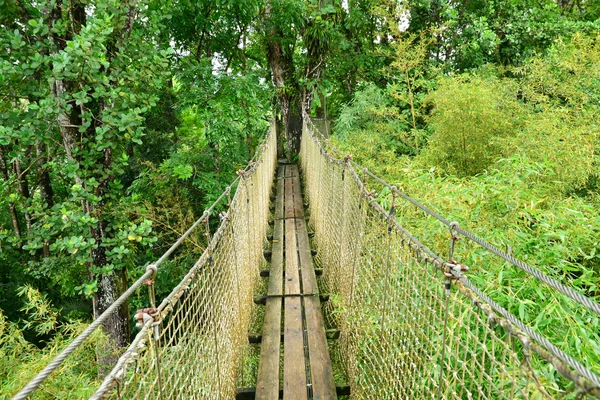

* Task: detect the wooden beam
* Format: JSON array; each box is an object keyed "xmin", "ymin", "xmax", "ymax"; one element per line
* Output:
[
  {"xmin": 253, "ymin": 294, "xmax": 331, "ymax": 305},
  {"xmin": 236, "ymin": 385, "xmax": 350, "ymax": 400},
  {"xmin": 283, "ymin": 183, "xmax": 307, "ymax": 399},
  {"xmin": 260, "ymin": 268, "xmax": 322, "ymax": 277},
  {"xmin": 249, "ymin": 329, "xmax": 341, "ymax": 344},
  {"xmin": 256, "ymin": 166, "xmax": 285, "ymax": 400}
]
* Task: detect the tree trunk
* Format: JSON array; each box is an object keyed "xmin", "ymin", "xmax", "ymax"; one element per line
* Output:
[
  {"xmin": 0, "ymin": 145, "xmax": 22, "ymax": 244},
  {"xmin": 47, "ymin": 0, "xmax": 131, "ymax": 372},
  {"xmin": 35, "ymin": 140, "xmax": 54, "ymax": 257},
  {"xmin": 286, "ymin": 96, "xmax": 303, "ymax": 156},
  {"xmin": 93, "ymin": 238, "xmax": 130, "ymax": 374},
  {"xmin": 273, "ymin": 99, "xmax": 285, "ymax": 158},
  {"xmin": 35, "ymin": 139, "xmax": 54, "ymax": 208},
  {"xmin": 264, "ymin": 1, "xmax": 303, "ymax": 159},
  {"xmin": 13, "ymin": 155, "xmax": 32, "ymax": 236}
]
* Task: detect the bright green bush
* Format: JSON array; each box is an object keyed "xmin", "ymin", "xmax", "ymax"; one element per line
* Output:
[
  {"xmin": 0, "ymin": 287, "xmax": 101, "ymax": 398},
  {"xmin": 424, "ymin": 76, "xmax": 522, "ymax": 176},
  {"xmin": 332, "ymin": 32, "xmax": 600, "ymax": 381},
  {"xmin": 511, "ymin": 33, "xmax": 600, "ymax": 193}
]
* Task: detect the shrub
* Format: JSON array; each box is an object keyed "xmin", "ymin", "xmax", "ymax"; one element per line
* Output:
[{"xmin": 423, "ymin": 76, "xmax": 522, "ymax": 176}]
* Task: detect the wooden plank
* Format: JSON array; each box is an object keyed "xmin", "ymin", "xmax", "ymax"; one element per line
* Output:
[
  {"xmin": 285, "ymin": 214, "xmax": 301, "ymax": 296},
  {"xmin": 288, "ymin": 164, "xmax": 298, "ymax": 176},
  {"xmin": 254, "ymin": 294, "xmax": 331, "ymax": 305},
  {"xmin": 285, "ymin": 164, "xmax": 293, "ymax": 178},
  {"xmin": 304, "ymin": 296, "xmax": 337, "ymax": 400},
  {"xmin": 256, "ymin": 167, "xmax": 285, "ymax": 400},
  {"xmin": 256, "ymin": 297, "xmax": 283, "ymax": 400},
  {"xmin": 296, "ymin": 218, "xmax": 317, "ymax": 294},
  {"xmin": 274, "ymin": 166, "xmax": 285, "ymax": 221},
  {"xmin": 248, "ymin": 330, "xmax": 340, "ymax": 344},
  {"xmin": 283, "ymin": 296, "xmax": 307, "ymax": 400},
  {"xmin": 284, "ymin": 175, "xmax": 296, "ymax": 219},
  {"xmin": 285, "ymin": 164, "xmax": 298, "ymax": 177},
  {"xmin": 296, "ymin": 208, "xmax": 337, "ymax": 399},
  {"xmin": 290, "ymin": 170, "xmax": 304, "ymax": 219},
  {"xmin": 283, "ymin": 208, "xmax": 307, "ymax": 400}
]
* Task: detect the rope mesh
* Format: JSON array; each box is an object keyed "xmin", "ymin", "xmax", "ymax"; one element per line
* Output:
[
  {"xmin": 91, "ymin": 125, "xmax": 277, "ymax": 399},
  {"xmin": 300, "ymin": 120, "xmax": 600, "ymax": 399},
  {"xmin": 16, "ymin": 116, "xmax": 600, "ymax": 399}
]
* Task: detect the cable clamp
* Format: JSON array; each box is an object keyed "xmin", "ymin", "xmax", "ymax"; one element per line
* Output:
[
  {"xmin": 444, "ymin": 261, "xmax": 468, "ymax": 280},
  {"xmin": 449, "ymin": 221, "xmax": 460, "ymax": 240},
  {"xmin": 143, "ymin": 264, "xmax": 157, "ymax": 286},
  {"xmin": 135, "ymin": 308, "xmax": 159, "ymax": 329}
]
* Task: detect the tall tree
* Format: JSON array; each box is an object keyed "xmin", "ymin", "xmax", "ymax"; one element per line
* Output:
[
  {"xmin": 0, "ymin": 0, "xmax": 169, "ymax": 355},
  {"xmin": 262, "ymin": 0, "xmax": 340, "ymax": 157},
  {"xmin": 407, "ymin": 0, "xmax": 600, "ymax": 71}
]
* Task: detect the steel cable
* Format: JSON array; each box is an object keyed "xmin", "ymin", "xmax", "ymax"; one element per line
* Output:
[{"xmin": 302, "ymin": 117, "xmax": 600, "ymax": 398}]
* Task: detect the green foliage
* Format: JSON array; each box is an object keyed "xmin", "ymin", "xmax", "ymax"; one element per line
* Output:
[
  {"xmin": 385, "ymin": 34, "xmax": 436, "ymax": 152},
  {"xmin": 333, "ymin": 31, "xmax": 600, "ymax": 381},
  {"xmin": 424, "ymin": 76, "xmax": 522, "ymax": 176},
  {"xmin": 320, "ymin": 0, "xmax": 394, "ymax": 116},
  {"xmin": 334, "ymin": 33, "xmax": 438, "ymax": 158},
  {"xmin": 0, "ymin": 0, "xmax": 170, "ymax": 306},
  {"xmin": 18, "ymin": 286, "xmax": 60, "ymax": 336},
  {"xmin": 0, "ymin": 287, "xmax": 102, "ymax": 398},
  {"xmin": 512, "ymin": 33, "xmax": 600, "ymax": 192},
  {"xmin": 335, "ymin": 83, "xmax": 391, "ymax": 139},
  {"xmin": 419, "ymin": 33, "xmax": 600, "ymax": 186},
  {"xmin": 408, "ymin": 0, "xmax": 600, "ymax": 71},
  {"xmin": 335, "ymin": 83, "xmax": 416, "ymax": 160}
]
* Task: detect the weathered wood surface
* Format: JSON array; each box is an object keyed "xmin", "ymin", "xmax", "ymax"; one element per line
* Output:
[
  {"xmin": 285, "ymin": 165, "xmax": 303, "ymax": 219},
  {"xmin": 283, "ymin": 171, "xmax": 307, "ymax": 399},
  {"xmin": 256, "ymin": 166, "xmax": 285, "ymax": 400},
  {"xmin": 256, "ymin": 163, "xmax": 337, "ymax": 400},
  {"xmin": 296, "ymin": 217, "xmax": 336, "ymax": 399}
]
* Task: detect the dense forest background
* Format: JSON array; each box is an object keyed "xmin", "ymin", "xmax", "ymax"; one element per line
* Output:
[{"xmin": 1, "ymin": 0, "xmax": 599, "ymax": 396}]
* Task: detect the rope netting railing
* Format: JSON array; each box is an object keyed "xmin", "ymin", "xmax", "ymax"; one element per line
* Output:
[
  {"xmin": 300, "ymin": 117, "xmax": 600, "ymax": 399},
  {"xmin": 91, "ymin": 126, "xmax": 276, "ymax": 399},
  {"xmin": 14, "ymin": 123, "xmax": 277, "ymax": 400}
]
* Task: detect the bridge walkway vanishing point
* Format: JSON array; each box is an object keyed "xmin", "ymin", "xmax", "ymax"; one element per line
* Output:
[
  {"xmin": 12, "ymin": 118, "xmax": 600, "ymax": 400},
  {"xmin": 255, "ymin": 163, "xmax": 336, "ymax": 400}
]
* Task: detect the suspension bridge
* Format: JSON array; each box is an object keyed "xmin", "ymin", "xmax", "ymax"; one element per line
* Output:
[{"xmin": 13, "ymin": 118, "xmax": 600, "ymax": 399}]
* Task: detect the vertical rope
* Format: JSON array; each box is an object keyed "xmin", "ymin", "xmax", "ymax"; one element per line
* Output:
[
  {"xmin": 344, "ymin": 167, "xmax": 367, "ymax": 380},
  {"xmin": 145, "ymin": 270, "xmax": 164, "ymax": 400},
  {"xmin": 437, "ymin": 222, "xmax": 460, "ymax": 399},
  {"xmin": 380, "ymin": 189, "xmax": 397, "ymax": 330},
  {"xmin": 338, "ymin": 158, "xmax": 347, "ymax": 315},
  {"xmin": 151, "ymin": 325, "xmax": 164, "ymax": 399},
  {"xmin": 437, "ymin": 276, "xmax": 451, "ymax": 399},
  {"xmin": 205, "ymin": 214, "xmax": 223, "ymax": 400}
]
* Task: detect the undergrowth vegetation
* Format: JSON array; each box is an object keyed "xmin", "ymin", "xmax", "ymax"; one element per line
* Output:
[
  {"xmin": 0, "ymin": 287, "xmax": 102, "ymax": 398},
  {"xmin": 332, "ymin": 33, "xmax": 600, "ymax": 380}
]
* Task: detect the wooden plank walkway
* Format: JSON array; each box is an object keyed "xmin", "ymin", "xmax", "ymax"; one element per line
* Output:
[{"xmin": 256, "ymin": 164, "xmax": 337, "ymax": 400}]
